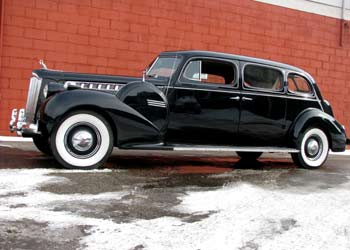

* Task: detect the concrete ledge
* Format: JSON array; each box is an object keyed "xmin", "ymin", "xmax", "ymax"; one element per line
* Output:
[{"xmin": 0, "ymin": 136, "xmax": 32, "ymax": 142}]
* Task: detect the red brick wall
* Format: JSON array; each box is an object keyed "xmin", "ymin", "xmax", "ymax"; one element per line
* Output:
[{"xmin": 1, "ymin": 0, "xmax": 350, "ymax": 136}]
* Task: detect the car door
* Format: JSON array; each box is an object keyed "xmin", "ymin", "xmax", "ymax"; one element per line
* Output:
[
  {"xmin": 165, "ymin": 57, "xmax": 241, "ymax": 146},
  {"xmin": 238, "ymin": 63, "xmax": 287, "ymax": 146}
]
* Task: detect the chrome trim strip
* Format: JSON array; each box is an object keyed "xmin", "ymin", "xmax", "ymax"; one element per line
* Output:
[
  {"xmin": 147, "ymin": 99, "xmax": 166, "ymax": 108},
  {"xmin": 147, "ymin": 99, "xmax": 165, "ymax": 105},
  {"xmin": 167, "ymin": 86, "xmax": 318, "ymax": 101},
  {"xmin": 148, "ymin": 104, "xmax": 166, "ymax": 107},
  {"xmin": 148, "ymin": 104, "xmax": 166, "ymax": 108},
  {"xmin": 170, "ymin": 86, "xmax": 241, "ymax": 94},
  {"xmin": 174, "ymin": 146, "xmax": 299, "ymax": 153},
  {"xmin": 240, "ymin": 91, "xmax": 319, "ymax": 101},
  {"xmin": 148, "ymin": 102, "xmax": 166, "ymax": 106},
  {"xmin": 64, "ymin": 81, "xmax": 122, "ymax": 91}
]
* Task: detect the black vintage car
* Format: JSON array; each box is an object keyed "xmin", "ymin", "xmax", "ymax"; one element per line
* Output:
[{"xmin": 9, "ymin": 51, "xmax": 348, "ymax": 169}]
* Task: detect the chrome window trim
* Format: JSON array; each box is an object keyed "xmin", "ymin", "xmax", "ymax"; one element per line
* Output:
[
  {"xmin": 146, "ymin": 57, "xmax": 160, "ymax": 75},
  {"xmin": 178, "ymin": 56, "xmax": 239, "ymax": 89},
  {"xmin": 242, "ymin": 62, "xmax": 285, "ymax": 94},
  {"xmin": 285, "ymin": 71, "xmax": 323, "ymax": 111},
  {"xmin": 146, "ymin": 56, "xmax": 182, "ymax": 79},
  {"xmin": 286, "ymin": 71, "xmax": 316, "ymax": 98},
  {"xmin": 183, "ymin": 60, "xmax": 202, "ymax": 82}
]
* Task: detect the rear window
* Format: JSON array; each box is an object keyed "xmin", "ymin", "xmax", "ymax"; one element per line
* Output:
[
  {"xmin": 243, "ymin": 65, "xmax": 283, "ymax": 91},
  {"xmin": 288, "ymin": 74, "xmax": 312, "ymax": 95}
]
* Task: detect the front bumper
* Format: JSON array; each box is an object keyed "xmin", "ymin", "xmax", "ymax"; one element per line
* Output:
[{"xmin": 9, "ymin": 108, "xmax": 39, "ymax": 136}]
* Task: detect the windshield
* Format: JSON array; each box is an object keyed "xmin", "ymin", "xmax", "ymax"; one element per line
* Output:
[{"xmin": 146, "ymin": 57, "xmax": 181, "ymax": 79}]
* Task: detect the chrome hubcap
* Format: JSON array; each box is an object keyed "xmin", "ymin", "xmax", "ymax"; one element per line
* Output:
[
  {"xmin": 72, "ymin": 130, "xmax": 94, "ymax": 151},
  {"xmin": 306, "ymin": 138, "xmax": 319, "ymax": 157}
]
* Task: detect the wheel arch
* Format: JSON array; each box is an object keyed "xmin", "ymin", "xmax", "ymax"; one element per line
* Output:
[
  {"xmin": 40, "ymin": 90, "xmax": 161, "ymax": 147},
  {"xmin": 53, "ymin": 105, "xmax": 118, "ymax": 146},
  {"xmin": 288, "ymin": 108, "xmax": 346, "ymax": 151}
]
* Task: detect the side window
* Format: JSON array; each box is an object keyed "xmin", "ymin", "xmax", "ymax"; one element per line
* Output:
[
  {"xmin": 244, "ymin": 65, "xmax": 283, "ymax": 91},
  {"xmin": 182, "ymin": 59, "xmax": 236, "ymax": 86},
  {"xmin": 288, "ymin": 74, "xmax": 312, "ymax": 95}
]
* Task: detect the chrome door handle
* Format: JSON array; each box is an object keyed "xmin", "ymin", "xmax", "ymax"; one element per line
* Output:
[
  {"xmin": 230, "ymin": 96, "xmax": 240, "ymax": 101},
  {"xmin": 242, "ymin": 97, "xmax": 253, "ymax": 101}
]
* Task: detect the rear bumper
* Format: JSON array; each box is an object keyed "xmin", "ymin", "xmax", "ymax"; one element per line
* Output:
[{"xmin": 9, "ymin": 108, "xmax": 39, "ymax": 136}]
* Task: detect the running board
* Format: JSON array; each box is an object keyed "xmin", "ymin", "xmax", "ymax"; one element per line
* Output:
[
  {"xmin": 125, "ymin": 144, "xmax": 299, "ymax": 153},
  {"xmin": 173, "ymin": 146, "xmax": 299, "ymax": 153}
]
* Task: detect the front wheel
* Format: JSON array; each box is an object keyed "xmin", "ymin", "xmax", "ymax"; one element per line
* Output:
[
  {"xmin": 50, "ymin": 111, "xmax": 113, "ymax": 169},
  {"xmin": 291, "ymin": 128, "xmax": 329, "ymax": 169}
]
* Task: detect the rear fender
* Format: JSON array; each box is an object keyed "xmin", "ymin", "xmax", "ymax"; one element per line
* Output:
[
  {"xmin": 41, "ymin": 90, "xmax": 161, "ymax": 146},
  {"xmin": 289, "ymin": 108, "xmax": 346, "ymax": 151}
]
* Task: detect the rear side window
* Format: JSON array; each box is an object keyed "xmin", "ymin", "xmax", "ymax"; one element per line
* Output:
[
  {"xmin": 288, "ymin": 74, "xmax": 312, "ymax": 95},
  {"xmin": 243, "ymin": 65, "xmax": 283, "ymax": 91}
]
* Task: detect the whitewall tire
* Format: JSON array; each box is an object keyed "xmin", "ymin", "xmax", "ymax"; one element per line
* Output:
[
  {"xmin": 291, "ymin": 128, "xmax": 329, "ymax": 169},
  {"xmin": 51, "ymin": 111, "xmax": 113, "ymax": 169}
]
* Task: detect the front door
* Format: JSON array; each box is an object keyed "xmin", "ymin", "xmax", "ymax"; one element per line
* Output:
[
  {"xmin": 238, "ymin": 63, "xmax": 287, "ymax": 146},
  {"xmin": 166, "ymin": 58, "xmax": 240, "ymax": 146}
]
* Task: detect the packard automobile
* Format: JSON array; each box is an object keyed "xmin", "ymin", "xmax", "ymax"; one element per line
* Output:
[{"xmin": 9, "ymin": 51, "xmax": 348, "ymax": 169}]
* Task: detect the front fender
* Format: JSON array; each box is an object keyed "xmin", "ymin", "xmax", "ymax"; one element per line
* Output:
[
  {"xmin": 289, "ymin": 108, "xmax": 346, "ymax": 152},
  {"xmin": 41, "ymin": 89, "xmax": 161, "ymax": 146}
]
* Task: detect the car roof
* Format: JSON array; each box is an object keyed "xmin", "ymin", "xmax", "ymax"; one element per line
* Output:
[{"xmin": 160, "ymin": 50, "xmax": 314, "ymax": 81}]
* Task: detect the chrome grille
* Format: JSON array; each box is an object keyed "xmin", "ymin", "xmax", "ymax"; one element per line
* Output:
[
  {"xmin": 25, "ymin": 75, "xmax": 42, "ymax": 123},
  {"xmin": 64, "ymin": 81, "xmax": 122, "ymax": 91}
]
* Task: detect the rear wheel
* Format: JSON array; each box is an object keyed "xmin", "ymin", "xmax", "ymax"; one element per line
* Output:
[
  {"xmin": 50, "ymin": 111, "xmax": 113, "ymax": 169},
  {"xmin": 33, "ymin": 135, "xmax": 52, "ymax": 156},
  {"xmin": 291, "ymin": 127, "xmax": 329, "ymax": 169},
  {"xmin": 236, "ymin": 152, "xmax": 263, "ymax": 161}
]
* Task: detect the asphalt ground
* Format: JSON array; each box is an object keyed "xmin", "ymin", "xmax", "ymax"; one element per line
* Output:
[{"xmin": 0, "ymin": 141, "xmax": 350, "ymax": 250}]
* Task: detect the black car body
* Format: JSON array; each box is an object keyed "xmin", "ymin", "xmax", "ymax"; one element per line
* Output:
[{"xmin": 9, "ymin": 50, "xmax": 348, "ymax": 169}]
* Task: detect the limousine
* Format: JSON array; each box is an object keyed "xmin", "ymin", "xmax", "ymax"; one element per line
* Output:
[{"xmin": 9, "ymin": 50, "xmax": 348, "ymax": 169}]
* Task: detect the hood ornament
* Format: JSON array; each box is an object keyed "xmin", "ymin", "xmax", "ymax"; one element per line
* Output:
[{"xmin": 39, "ymin": 59, "xmax": 48, "ymax": 69}]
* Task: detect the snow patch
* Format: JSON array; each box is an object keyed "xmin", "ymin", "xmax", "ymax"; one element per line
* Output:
[
  {"xmin": 0, "ymin": 169, "xmax": 129, "ymax": 230},
  {"xmin": 80, "ymin": 183, "xmax": 350, "ymax": 250},
  {"xmin": 0, "ymin": 169, "xmax": 58, "ymax": 196},
  {"xmin": 1, "ymin": 169, "xmax": 350, "ymax": 250}
]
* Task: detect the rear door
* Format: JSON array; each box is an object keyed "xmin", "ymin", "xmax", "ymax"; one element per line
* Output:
[
  {"xmin": 166, "ymin": 57, "xmax": 241, "ymax": 145},
  {"xmin": 238, "ymin": 63, "xmax": 287, "ymax": 146}
]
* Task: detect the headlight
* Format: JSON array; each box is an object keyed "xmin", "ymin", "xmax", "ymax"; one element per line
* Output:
[{"xmin": 43, "ymin": 84, "xmax": 48, "ymax": 98}]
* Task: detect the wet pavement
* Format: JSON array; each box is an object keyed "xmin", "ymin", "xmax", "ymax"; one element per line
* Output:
[{"xmin": 0, "ymin": 141, "xmax": 350, "ymax": 250}]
